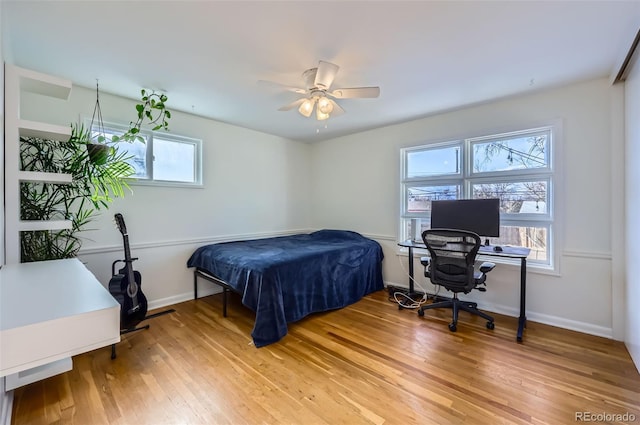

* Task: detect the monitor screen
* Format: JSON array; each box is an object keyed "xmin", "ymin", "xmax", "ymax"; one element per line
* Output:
[{"xmin": 430, "ymin": 198, "xmax": 500, "ymax": 238}]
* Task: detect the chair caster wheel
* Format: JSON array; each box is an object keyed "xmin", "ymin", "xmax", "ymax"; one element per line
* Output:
[
  {"xmin": 486, "ymin": 321, "xmax": 495, "ymax": 330},
  {"xmin": 448, "ymin": 323, "xmax": 457, "ymax": 332},
  {"xmin": 417, "ymin": 309, "xmax": 424, "ymax": 317}
]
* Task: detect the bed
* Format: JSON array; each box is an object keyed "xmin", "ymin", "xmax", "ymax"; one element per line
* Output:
[{"xmin": 186, "ymin": 229, "xmax": 384, "ymax": 347}]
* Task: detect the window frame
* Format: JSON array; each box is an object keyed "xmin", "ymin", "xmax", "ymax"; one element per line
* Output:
[
  {"xmin": 400, "ymin": 125, "xmax": 559, "ymax": 271},
  {"xmin": 89, "ymin": 120, "xmax": 203, "ymax": 188}
]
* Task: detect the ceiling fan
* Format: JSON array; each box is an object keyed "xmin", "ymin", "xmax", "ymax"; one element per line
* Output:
[{"xmin": 259, "ymin": 60, "xmax": 380, "ymax": 121}]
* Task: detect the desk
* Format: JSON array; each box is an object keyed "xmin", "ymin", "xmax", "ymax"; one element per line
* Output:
[
  {"xmin": 398, "ymin": 240, "xmax": 531, "ymax": 342},
  {"xmin": 1, "ymin": 258, "xmax": 120, "ymax": 378}
]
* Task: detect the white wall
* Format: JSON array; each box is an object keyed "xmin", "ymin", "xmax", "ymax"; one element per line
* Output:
[
  {"xmin": 311, "ymin": 78, "xmax": 623, "ymax": 338},
  {"xmin": 10, "ymin": 70, "xmax": 633, "ymax": 343},
  {"xmin": 1, "ymin": 5, "xmax": 13, "ymax": 422},
  {"xmin": 20, "ymin": 85, "xmax": 312, "ymax": 307},
  {"xmin": 625, "ymin": 52, "xmax": 640, "ymax": 369},
  {"xmin": 0, "ymin": 0, "xmax": 5, "ymax": 267}
]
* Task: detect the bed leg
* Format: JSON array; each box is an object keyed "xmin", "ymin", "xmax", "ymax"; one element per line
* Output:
[
  {"xmin": 194, "ymin": 271, "xmax": 198, "ymax": 300},
  {"xmin": 223, "ymin": 288, "xmax": 228, "ymax": 317}
]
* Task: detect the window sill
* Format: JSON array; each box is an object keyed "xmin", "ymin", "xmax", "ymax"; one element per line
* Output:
[{"xmin": 128, "ymin": 179, "xmax": 204, "ymax": 189}]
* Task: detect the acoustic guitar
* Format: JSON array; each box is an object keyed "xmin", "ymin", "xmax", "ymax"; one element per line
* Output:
[{"xmin": 109, "ymin": 213, "xmax": 148, "ymax": 330}]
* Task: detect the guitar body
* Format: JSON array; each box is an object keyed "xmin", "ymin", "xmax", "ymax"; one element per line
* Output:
[
  {"xmin": 109, "ymin": 213, "xmax": 149, "ymax": 331},
  {"xmin": 109, "ymin": 268, "xmax": 148, "ymax": 330}
]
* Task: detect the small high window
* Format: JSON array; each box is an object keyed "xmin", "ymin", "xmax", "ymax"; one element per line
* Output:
[{"xmin": 92, "ymin": 122, "xmax": 203, "ymax": 187}]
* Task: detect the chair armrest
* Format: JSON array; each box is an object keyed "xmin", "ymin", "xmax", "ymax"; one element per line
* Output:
[{"xmin": 479, "ymin": 261, "xmax": 496, "ymax": 273}]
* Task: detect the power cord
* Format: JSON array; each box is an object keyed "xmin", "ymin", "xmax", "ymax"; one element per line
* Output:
[
  {"xmin": 392, "ymin": 291, "xmax": 427, "ymax": 309},
  {"xmin": 388, "ymin": 254, "xmax": 442, "ymax": 309}
]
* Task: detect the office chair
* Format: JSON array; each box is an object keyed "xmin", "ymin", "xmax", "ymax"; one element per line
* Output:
[{"xmin": 417, "ymin": 228, "xmax": 495, "ymax": 332}]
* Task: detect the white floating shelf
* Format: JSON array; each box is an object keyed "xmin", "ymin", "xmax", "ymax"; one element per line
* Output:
[
  {"xmin": 16, "ymin": 66, "xmax": 72, "ymax": 100},
  {"xmin": 18, "ymin": 120, "xmax": 71, "ymax": 141},
  {"xmin": 19, "ymin": 220, "xmax": 73, "ymax": 232},
  {"xmin": 18, "ymin": 171, "xmax": 72, "ymax": 184}
]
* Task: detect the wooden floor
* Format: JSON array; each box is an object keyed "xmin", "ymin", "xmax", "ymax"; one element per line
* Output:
[{"xmin": 12, "ymin": 290, "xmax": 640, "ymax": 424}]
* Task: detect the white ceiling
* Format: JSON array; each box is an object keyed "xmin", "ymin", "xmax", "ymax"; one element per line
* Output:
[{"xmin": 3, "ymin": 1, "xmax": 640, "ymax": 143}]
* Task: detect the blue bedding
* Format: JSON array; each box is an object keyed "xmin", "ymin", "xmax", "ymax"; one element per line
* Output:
[{"xmin": 186, "ymin": 229, "xmax": 384, "ymax": 347}]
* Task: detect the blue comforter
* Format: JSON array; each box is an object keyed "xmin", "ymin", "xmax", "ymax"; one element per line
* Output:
[{"xmin": 187, "ymin": 230, "xmax": 384, "ymax": 347}]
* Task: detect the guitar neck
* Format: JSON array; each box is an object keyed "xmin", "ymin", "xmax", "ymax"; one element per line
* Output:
[{"xmin": 122, "ymin": 235, "xmax": 136, "ymax": 288}]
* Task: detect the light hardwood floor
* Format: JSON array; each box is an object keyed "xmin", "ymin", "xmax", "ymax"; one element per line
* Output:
[{"xmin": 12, "ymin": 290, "xmax": 640, "ymax": 424}]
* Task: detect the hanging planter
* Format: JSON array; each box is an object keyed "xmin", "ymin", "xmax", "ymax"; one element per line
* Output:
[
  {"xmin": 85, "ymin": 142, "xmax": 112, "ymax": 165},
  {"xmin": 80, "ymin": 81, "xmax": 173, "ymax": 165},
  {"xmin": 82, "ymin": 80, "xmax": 111, "ymax": 165}
]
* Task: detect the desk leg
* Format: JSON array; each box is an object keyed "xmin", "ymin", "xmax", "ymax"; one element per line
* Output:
[
  {"xmin": 407, "ymin": 246, "xmax": 415, "ymax": 294},
  {"xmin": 517, "ymin": 258, "xmax": 527, "ymax": 342}
]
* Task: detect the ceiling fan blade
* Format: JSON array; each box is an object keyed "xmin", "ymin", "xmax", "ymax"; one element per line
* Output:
[
  {"xmin": 328, "ymin": 86, "xmax": 380, "ymax": 99},
  {"xmin": 328, "ymin": 99, "xmax": 345, "ymax": 116},
  {"xmin": 278, "ymin": 98, "xmax": 306, "ymax": 111},
  {"xmin": 314, "ymin": 61, "xmax": 339, "ymax": 90},
  {"xmin": 258, "ymin": 80, "xmax": 307, "ymax": 94}
]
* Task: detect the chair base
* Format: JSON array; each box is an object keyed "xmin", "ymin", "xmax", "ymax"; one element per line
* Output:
[{"xmin": 418, "ymin": 295, "xmax": 494, "ymax": 332}]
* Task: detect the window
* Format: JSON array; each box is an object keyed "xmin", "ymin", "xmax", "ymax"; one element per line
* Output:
[
  {"xmin": 400, "ymin": 126, "xmax": 556, "ymax": 268},
  {"xmin": 92, "ymin": 122, "xmax": 202, "ymax": 187}
]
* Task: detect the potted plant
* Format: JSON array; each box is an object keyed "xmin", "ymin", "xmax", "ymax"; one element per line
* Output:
[
  {"xmin": 114, "ymin": 89, "xmax": 171, "ymax": 143},
  {"xmin": 19, "ymin": 84, "xmax": 174, "ymax": 262},
  {"xmin": 84, "ymin": 84, "xmax": 172, "ymax": 164},
  {"xmin": 20, "ymin": 125, "xmax": 135, "ymax": 262}
]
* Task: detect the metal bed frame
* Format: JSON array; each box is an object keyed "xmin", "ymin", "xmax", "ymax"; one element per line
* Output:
[{"xmin": 193, "ymin": 268, "xmax": 236, "ymax": 317}]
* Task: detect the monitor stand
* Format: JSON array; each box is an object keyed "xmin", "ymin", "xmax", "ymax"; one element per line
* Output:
[{"xmin": 484, "ymin": 238, "xmax": 490, "ymax": 246}]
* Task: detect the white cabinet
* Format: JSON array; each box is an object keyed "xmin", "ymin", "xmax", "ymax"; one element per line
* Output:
[{"xmin": 0, "ymin": 259, "xmax": 120, "ymax": 379}]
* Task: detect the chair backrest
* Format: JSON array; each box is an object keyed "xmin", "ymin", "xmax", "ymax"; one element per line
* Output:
[{"xmin": 422, "ymin": 228, "xmax": 481, "ymax": 293}]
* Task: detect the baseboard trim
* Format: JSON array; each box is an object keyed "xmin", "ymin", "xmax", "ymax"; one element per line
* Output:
[
  {"xmin": 383, "ymin": 282, "xmax": 615, "ymax": 340},
  {"xmin": 146, "ymin": 285, "xmax": 222, "ymax": 311}
]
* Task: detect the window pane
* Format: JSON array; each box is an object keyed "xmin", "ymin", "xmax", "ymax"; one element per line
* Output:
[
  {"xmin": 472, "ymin": 132, "xmax": 548, "ymax": 173},
  {"xmin": 403, "ymin": 218, "xmax": 429, "ymax": 239},
  {"xmin": 407, "ymin": 145, "xmax": 460, "ymax": 178},
  {"xmin": 96, "ymin": 128, "xmax": 149, "ymax": 179},
  {"xmin": 407, "ymin": 185, "xmax": 459, "ymax": 213},
  {"xmin": 117, "ymin": 140, "xmax": 148, "ymax": 179},
  {"xmin": 153, "ymin": 138, "xmax": 195, "ymax": 183},
  {"xmin": 473, "ymin": 181, "xmax": 547, "ymax": 214},
  {"xmin": 494, "ymin": 225, "xmax": 547, "ymax": 262}
]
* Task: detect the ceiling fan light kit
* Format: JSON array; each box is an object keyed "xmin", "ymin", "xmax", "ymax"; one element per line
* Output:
[
  {"xmin": 298, "ymin": 98, "xmax": 315, "ymax": 117},
  {"xmin": 262, "ymin": 60, "xmax": 380, "ymax": 121},
  {"xmin": 317, "ymin": 96, "xmax": 333, "ymax": 114}
]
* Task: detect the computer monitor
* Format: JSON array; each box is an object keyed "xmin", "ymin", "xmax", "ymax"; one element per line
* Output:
[{"xmin": 430, "ymin": 198, "xmax": 500, "ymax": 241}]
